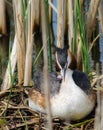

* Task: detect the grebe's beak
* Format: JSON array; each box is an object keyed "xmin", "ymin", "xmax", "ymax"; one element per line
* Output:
[{"xmin": 61, "ymin": 63, "xmax": 68, "ymax": 81}]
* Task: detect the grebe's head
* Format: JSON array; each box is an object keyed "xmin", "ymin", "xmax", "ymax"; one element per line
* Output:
[{"xmin": 55, "ymin": 45, "xmax": 70, "ymax": 80}]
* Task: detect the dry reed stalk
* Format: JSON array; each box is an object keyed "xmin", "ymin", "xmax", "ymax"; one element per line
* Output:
[
  {"xmin": 41, "ymin": 0, "xmax": 52, "ymax": 129},
  {"xmin": 13, "ymin": 0, "xmax": 25, "ymax": 85},
  {"xmin": 68, "ymin": 0, "xmax": 73, "ymax": 49},
  {"xmin": 57, "ymin": 0, "xmax": 66, "ymax": 48},
  {"xmin": 100, "ymin": 63, "xmax": 103, "ymax": 130},
  {"xmin": 24, "ymin": 0, "xmax": 36, "ymax": 86},
  {"xmin": 24, "ymin": 0, "xmax": 40, "ymax": 84},
  {"xmin": 49, "ymin": 0, "xmax": 53, "ymax": 42},
  {"xmin": 63, "ymin": 1, "xmax": 66, "ymax": 36},
  {"xmin": 98, "ymin": 2, "xmax": 103, "ymax": 129},
  {"xmin": 0, "ymin": 0, "xmax": 6, "ymax": 35},
  {"xmin": 49, "ymin": 0, "xmax": 52, "ymax": 24},
  {"xmin": 94, "ymin": 63, "xmax": 102, "ymax": 130},
  {"xmin": 1, "ymin": 35, "xmax": 17, "ymax": 90},
  {"xmin": 31, "ymin": 0, "xmax": 40, "ymax": 30},
  {"xmin": 98, "ymin": 0, "xmax": 103, "ymax": 34},
  {"xmin": 87, "ymin": 0, "xmax": 100, "ymax": 40},
  {"xmin": 0, "ymin": 37, "xmax": 9, "ymax": 79},
  {"xmin": 101, "ymin": 91, "xmax": 103, "ymax": 130}
]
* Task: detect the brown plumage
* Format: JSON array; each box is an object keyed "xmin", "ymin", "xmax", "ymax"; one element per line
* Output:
[
  {"xmin": 28, "ymin": 89, "xmax": 45, "ymax": 109},
  {"xmin": 68, "ymin": 50, "xmax": 77, "ymax": 70}
]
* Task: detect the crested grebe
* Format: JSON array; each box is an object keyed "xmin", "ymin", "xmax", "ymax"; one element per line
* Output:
[{"xmin": 27, "ymin": 46, "xmax": 96, "ymax": 121}]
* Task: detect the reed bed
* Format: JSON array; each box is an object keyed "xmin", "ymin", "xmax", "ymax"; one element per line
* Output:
[{"xmin": 0, "ymin": 0, "xmax": 103, "ymax": 129}]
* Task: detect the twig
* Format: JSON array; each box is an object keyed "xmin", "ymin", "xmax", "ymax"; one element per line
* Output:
[
  {"xmin": 3, "ymin": 126, "xmax": 9, "ymax": 130},
  {"xmin": 0, "ymin": 89, "xmax": 23, "ymax": 97},
  {"xmin": 91, "ymin": 74, "xmax": 103, "ymax": 87},
  {"xmin": 48, "ymin": 0, "xmax": 58, "ymax": 14},
  {"xmin": 7, "ymin": 118, "xmax": 39, "ymax": 129},
  {"xmin": 0, "ymin": 116, "xmax": 37, "ymax": 119},
  {"xmin": 1, "ymin": 101, "xmax": 31, "ymax": 109},
  {"xmin": 87, "ymin": 0, "xmax": 100, "ymax": 39},
  {"xmin": 64, "ymin": 118, "xmax": 94, "ymax": 130},
  {"xmin": 89, "ymin": 34, "xmax": 100, "ymax": 53}
]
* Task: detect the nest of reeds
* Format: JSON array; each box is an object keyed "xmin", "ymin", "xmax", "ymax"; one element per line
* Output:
[{"xmin": 0, "ymin": 86, "xmax": 95, "ymax": 130}]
